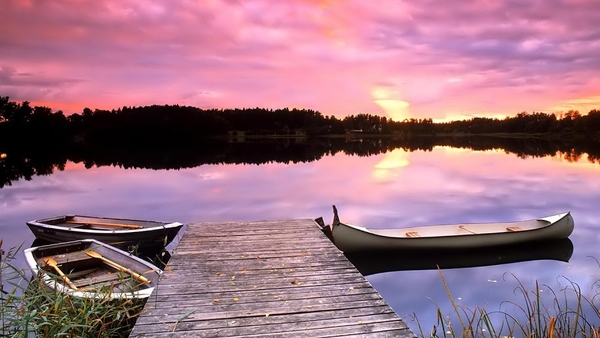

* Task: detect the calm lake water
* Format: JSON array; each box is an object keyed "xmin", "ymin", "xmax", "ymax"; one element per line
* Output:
[{"xmin": 2, "ymin": 145, "xmax": 599, "ymax": 335}]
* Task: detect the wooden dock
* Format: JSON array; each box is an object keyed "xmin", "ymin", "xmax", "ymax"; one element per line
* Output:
[{"xmin": 129, "ymin": 219, "xmax": 415, "ymax": 337}]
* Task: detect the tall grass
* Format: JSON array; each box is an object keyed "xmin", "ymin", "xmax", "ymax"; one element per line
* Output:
[
  {"xmin": 1, "ymin": 239, "xmax": 145, "ymax": 337},
  {"xmin": 410, "ymin": 266, "xmax": 600, "ymax": 338}
]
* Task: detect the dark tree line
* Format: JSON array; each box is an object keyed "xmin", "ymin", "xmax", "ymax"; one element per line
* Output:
[
  {"xmin": 0, "ymin": 97, "xmax": 338, "ymax": 145},
  {"xmin": 435, "ymin": 110, "xmax": 600, "ymax": 137},
  {"xmin": 2, "ymin": 96, "xmax": 600, "ymax": 144}
]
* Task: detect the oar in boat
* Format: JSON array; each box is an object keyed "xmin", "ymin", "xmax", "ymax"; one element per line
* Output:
[
  {"xmin": 44, "ymin": 257, "xmax": 79, "ymax": 290},
  {"xmin": 85, "ymin": 250, "xmax": 151, "ymax": 284},
  {"xmin": 66, "ymin": 221, "xmax": 143, "ymax": 229}
]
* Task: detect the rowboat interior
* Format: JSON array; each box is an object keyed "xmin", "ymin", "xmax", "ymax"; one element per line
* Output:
[{"xmin": 30, "ymin": 242, "xmax": 156, "ymax": 294}]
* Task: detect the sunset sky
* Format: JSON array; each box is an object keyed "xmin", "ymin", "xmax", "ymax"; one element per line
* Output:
[{"xmin": 1, "ymin": 0, "xmax": 600, "ymax": 121}]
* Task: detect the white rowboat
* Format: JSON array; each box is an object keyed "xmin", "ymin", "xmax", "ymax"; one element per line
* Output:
[{"xmin": 24, "ymin": 239, "xmax": 162, "ymax": 299}]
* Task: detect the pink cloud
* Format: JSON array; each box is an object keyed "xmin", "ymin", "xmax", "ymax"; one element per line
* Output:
[{"xmin": 1, "ymin": 0, "xmax": 599, "ymax": 119}]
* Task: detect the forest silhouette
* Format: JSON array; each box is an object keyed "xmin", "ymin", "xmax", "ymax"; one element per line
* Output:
[{"xmin": 1, "ymin": 96, "xmax": 599, "ymax": 188}]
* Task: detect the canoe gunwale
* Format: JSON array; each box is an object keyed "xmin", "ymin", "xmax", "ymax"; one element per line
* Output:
[{"xmin": 337, "ymin": 211, "xmax": 571, "ymax": 240}]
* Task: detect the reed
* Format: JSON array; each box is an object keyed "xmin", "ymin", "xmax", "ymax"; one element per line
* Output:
[
  {"xmin": 1, "ymin": 240, "xmax": 145, "ymax": 338},
  {"xmin": 410, "ymin": 266, "xmax": 600, "ymax": 338}
]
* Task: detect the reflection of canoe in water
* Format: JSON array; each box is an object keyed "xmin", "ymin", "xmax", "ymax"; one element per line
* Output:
[
  {"xmin": 330, "ymin": 205, "xmax": 574, "ymax": 253},
  {"xmin": 24, "ymin": 239, "xmax": 162, "ymax": 299},
  {"xmin": 27, "ymin": 215, "xmax": 184, "ymax": 253},
  {"xmin": 345, "ymin": 238, "xmax": 574, "ymax": 276}
]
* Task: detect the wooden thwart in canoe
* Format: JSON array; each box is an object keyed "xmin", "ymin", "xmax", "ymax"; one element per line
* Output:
[{"xmin": 330, "ymin": 205, "xmax": 574, "ymax": 252}]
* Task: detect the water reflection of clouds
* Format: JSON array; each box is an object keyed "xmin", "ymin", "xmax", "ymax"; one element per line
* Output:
[
  {"xmin": 369, "ymin": 259, "xmax": 588, "ymax": 334},
  {"xmin": 2, "ymin": 146, "xmax": 600, "ymax": 333},
  {"xmin": 369, "ymin": 248, "xmax": 598, "ymax": 333},
  {"xmin": 359, "ymin": 148, "xmax": 600, "ymax": 220}
]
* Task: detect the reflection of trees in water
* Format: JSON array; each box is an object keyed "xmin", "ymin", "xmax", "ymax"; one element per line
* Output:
[
  {"xmin": 1, "ymin": 136, "xmax": 599, "ymax": 188},
  {"xmin": 433, "ymin": 135, "xmax": 599, "ymax": 164}
]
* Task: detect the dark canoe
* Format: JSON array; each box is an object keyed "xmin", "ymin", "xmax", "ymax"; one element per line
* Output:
[
  {"xmin": 24, "ymin": 239, "xmax": 162, "ymax": 299},
  {"xmin": 27, "ymin": 215, "xmax": 184, "ymax": 253}
]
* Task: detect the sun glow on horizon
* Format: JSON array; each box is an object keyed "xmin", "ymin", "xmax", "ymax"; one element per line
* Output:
[
  {"xmin": 550, "ymin": 95, "xmax": 600, "ymax": 114},
  {"xmin": 371, "ymin": 87, "xmax": 410, "ymax": 121},
  {"xmin": 433, "ymin": 112, "xmax": 512, "ymax": 123}
]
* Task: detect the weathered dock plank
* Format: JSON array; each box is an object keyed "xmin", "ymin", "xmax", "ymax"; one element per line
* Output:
[{"xmin": 129, "ymin": 219, "xmax": 415, "ymax": 337}]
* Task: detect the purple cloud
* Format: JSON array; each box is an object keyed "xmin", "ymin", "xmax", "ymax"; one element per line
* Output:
[{"xmin": 0, "ymin": 0, "xmax": 598, "ymax": 119}]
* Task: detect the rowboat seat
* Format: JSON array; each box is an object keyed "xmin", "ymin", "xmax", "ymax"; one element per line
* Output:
[
  {"xmin": 506, "ymin": 226, "xmax": 522, "ymax": 232},
  {"xmin": 44, "ymin": 251, "xmax": 95, "ymax": 265},
  {"xmin": 405, "ymin": 231, "xmax": 420, "ymax": 238},
  {"xmin": 58, "ymin": 223, "xmax": 89, "ymax": 229},
  {"xmin": 72, "ymin": 271, "xmax": 129, "ymax": 288}
]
